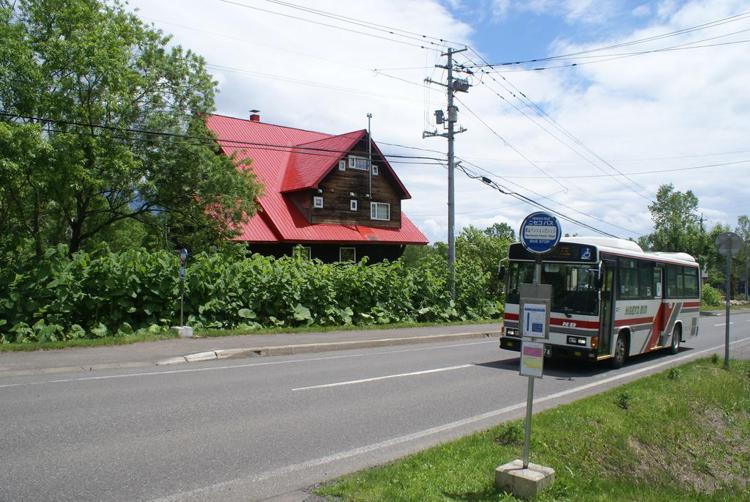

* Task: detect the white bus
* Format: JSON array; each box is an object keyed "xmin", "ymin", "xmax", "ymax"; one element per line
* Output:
[{"xmin": 499, "ymin": 237, "xmax": 701, "ymax": 368}]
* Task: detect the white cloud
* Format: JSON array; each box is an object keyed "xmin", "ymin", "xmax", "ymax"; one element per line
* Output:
[{"xmin": 128, "ymin": 0, "xmax": 750, "ymax": 245}]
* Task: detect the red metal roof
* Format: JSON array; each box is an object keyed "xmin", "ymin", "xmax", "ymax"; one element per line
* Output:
[{"xmin": 206, "ymin": 114, "xmax": 428, "ymax": 245}]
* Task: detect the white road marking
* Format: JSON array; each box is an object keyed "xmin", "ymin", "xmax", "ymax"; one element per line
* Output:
[
  {"xmin": 714, "ymin": 322, "xmax": 735, "ymax": 326},
  {"xmin": 0, "ymin": 339, "xmax": 494, "ymax": 390},
  {"xmin": 292, "ymin": 364, "xmax": 473, "ymax": 391},
  {"xmin": 152, "ymin": 335, "xmax": 750, "ymax": 501}
]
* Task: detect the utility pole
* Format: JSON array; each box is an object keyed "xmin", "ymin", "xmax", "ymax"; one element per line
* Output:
[{"xmin": 424, "ymin": 46, "xmax": 469, "ymax": 299}]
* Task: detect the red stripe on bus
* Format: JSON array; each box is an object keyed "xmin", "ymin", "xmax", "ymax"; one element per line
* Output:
[
  {"xmin": 614, "ymin": 316, "xmax": 654, "ymax": 327},
  {"xmin": 504, "ymin": 313, "xmax": 519, "ymax": 321},
  {"xmin": 683, "ymin": 301, "xmax": 700, "ymax": 308}
]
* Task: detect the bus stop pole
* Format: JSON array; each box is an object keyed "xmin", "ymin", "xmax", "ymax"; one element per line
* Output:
[
  {"xmin": 522, "ymin": 257, "xmax": 543, "ymax": 469},
  {"xmin": 724, "ymin": 252, "xmax": 731, "ymax": 369}
]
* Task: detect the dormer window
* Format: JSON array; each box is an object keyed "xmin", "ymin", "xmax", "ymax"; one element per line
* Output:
[
  {"xmin": 313, "ymin": 196, "xmax": 324, "ymax": 208},
  {"xmin": 348, "ymin": 155, "xmax": 370, "ymax": 171}
]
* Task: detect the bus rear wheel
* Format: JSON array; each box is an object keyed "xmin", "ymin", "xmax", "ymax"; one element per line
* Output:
[
  {"xmin": 669, "ymin": 325, "xmax": 681, "ymax": 355},
  {"xmin": 612, "ymin": 334, "xmax": 627, "ymax": 369}
]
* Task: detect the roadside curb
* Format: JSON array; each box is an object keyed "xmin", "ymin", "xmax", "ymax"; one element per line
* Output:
[{"xmin": 155, "ymin": 331, "xmax": 496, "ymax": 366}]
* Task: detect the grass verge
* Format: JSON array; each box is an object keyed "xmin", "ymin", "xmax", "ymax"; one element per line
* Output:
[
  {"xmin": 0, "ymin": 331, "xmax": 178, "ymax": 352},
  {"xmin": 195, "ymin": 318, "xmax": 500, "ymax": 338},
  {"xmin": 0, "ymin": 319, "xmax": 501, "ymax": 352},
  {"xmin": 317, "ymin": 358, "xmax": 750, "ymax": 501}
]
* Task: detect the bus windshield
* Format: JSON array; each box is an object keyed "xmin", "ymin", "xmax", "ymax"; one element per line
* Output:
[{"xmin": 506, "ymin": 261, "xmax": 599, "ymax": 316}]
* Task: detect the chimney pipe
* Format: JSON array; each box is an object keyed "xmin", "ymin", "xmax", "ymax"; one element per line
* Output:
[{"xmin": 249, "ymin": 109, "xmax": 260, "ymax": 122}]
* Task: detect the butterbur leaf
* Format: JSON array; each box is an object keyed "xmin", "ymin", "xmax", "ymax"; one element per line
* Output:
[{"xmin": 238, "ymin": 308, "xmax": 256, "ymax": 319}]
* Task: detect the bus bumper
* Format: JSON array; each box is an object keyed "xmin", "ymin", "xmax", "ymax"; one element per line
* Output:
[{"xmin": 500, "ymin": 336, "xmax": 598, "ymax": 360}]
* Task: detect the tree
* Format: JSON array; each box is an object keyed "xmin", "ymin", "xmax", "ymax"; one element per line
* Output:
[
  {"xmin": 483, "ymin": 222, "xmax": 515, "ymax": 241},
  {"xmin": 735, "ymin": 215, "xmax": 749, "ymax": 298},
  {"xmin": 642, "ymin": 184, "xmax": 705, "ymax": 256},
  {"xmin": 0, "ymin": 0, "xmax": 259, "ymax": 256}
]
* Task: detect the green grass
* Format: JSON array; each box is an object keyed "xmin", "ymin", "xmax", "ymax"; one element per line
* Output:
[
  {"xmin": 0, "ymin": 331, "xmax": 178, "ymax": 352},
  {"xmin": 700, "ymin": 304, "xmax": 750, "ymax": 313},
  {"xmin": 195, "ymin": 318, "xmax": 500, "ymax": 338},
  {"xmin": 317, "ymin": 359, "xmax": 750, "ymax": 501}
]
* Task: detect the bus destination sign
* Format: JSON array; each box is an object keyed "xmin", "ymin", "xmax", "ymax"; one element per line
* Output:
[{"xmin": 520, "ymin": 212, "xmax": 561, "ymax": 254}]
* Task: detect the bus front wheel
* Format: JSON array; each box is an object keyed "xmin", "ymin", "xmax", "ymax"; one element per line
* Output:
[{"xmin": 612, "ymin": 334, "xmax": 627, "ymax": 369}]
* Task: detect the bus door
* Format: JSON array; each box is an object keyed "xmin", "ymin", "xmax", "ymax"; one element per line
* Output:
[
  {"xmin": 654, "ymin": 266, "xmax": 668, "ymax": 346},
  {"xmin": 599, "ymin": 260, "xmax": 616, "ymax": 356}
]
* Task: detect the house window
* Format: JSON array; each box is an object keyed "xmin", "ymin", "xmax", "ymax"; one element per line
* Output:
[
  {"xmin": 292, "ymin": 246, "xmax": 311, "ymax": 259},
  {"xmin": 338, "ymin": 160, "xmax": 346, "ymax": 171},
  {"xmin": 372, "ymin": 164, "xmax": 379, "ymax": 175},
  {"xmin": 350, "ymin": 200, "xmax": 358, "ymax": 211},
  {"xmin": 313, "ymin": 196, "xmax": 324, "ymax": 208},
  {"xmin": 339, "ymin": 247, "xmax": 356, "ymax": 263},
  {"xmin": 370, "ymin": 202, "xmax": 390, "ymax": 221},
  {"xmin": 348, "ymin": 155, "xmax": 370, "ymax": 171}
]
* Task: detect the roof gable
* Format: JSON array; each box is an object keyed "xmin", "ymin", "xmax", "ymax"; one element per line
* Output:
[{"xmin": 281, "ymin": 130, "xmax": 365, "ymax": 192}]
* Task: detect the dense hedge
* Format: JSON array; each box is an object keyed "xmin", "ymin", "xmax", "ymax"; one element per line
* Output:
[{"xmin": 0, "ymin": 246, "xmax": 501, "ymax": 343}]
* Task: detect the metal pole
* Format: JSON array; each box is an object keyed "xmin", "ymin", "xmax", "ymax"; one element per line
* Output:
[
  {"xmin": 180, "ymin": 281, "xmax": 184, "ymax": 327},
  {"xmin": 724, "ymin": 252, "xmax": 731, "ymax": 369},
  {"xmin": 522, "ymin": 376, "xmax": 534, "ymax": 468},
  {"xmin": 447, "ymin": 47, "xmax": 456, "ymax": 300},
  {"xmin": 522, "ymin": 257, "xmax": 542, "ymax": 469},
  {"xmin": 367, "ymin": 113, "xmax": 372, "ymax": 198}
]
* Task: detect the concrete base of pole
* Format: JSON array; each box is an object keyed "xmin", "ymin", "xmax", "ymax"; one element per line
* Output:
[
  {"xmin": 170, "ymin": 326, "xmax": 193, "ymax": 338},
  {"xmin": 495, "ymin": 459, "xmax": 555, "ymax": 499}
]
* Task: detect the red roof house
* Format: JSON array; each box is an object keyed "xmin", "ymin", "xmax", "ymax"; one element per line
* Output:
[{"xmin": 206, "ymin": 113, "xmax": 428, "ymax": 262}]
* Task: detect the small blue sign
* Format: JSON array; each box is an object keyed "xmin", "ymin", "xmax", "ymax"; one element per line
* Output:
[{"xmin": 520, "ymin": 212, "xmax": 561, "ymax": 254}]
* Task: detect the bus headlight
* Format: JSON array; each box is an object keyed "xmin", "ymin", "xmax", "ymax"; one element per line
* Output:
[
  {"xmin": 504, "ymin": 327, "xmax": 519, "ymax": 337},
  {"xmin": 567, "ymin": 336, "xmax": 587, "ymax": 346}
]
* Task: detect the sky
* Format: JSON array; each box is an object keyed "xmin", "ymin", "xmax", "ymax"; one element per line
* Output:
[{"xmin": 127, "ymin": 0, "xmax": 750, "ymax": 243}]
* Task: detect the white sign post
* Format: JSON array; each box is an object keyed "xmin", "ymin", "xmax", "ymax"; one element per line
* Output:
[{"xmin": 716, "ymin": 232, "xmax": 745, "ymax": 369}]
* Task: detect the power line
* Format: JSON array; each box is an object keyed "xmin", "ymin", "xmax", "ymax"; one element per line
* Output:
[
  {"xmin": 456, "ymin": 156, "xmax": 640, "ymax": 236},
  {"xmin": 259, "ymin": 0, "xmax": 463, "ymax": 47},
  {"xmin": 0, "ymin": 111, "xmax": 444, "ymax": 161},
  {"xmin": 467, "ymin": 9, "xmax": 750, "ymax": 68},
  {"xmin": 453, "ymin": 95, "xmax": 569, "ymax": 192},
  {"xmin": 463, "ymin": 48, "xmax": 653, "ymax": 201},
  {"xmin": 496, "ymin": 158, "xmax": 750, "ymax": 179},
  {"xmin": 454, "ymin": 161, "xmax": 621, "ymax": 238},
  {"xmin": 217, "ymin": 0, "xmax": 445, "ymax": 52},
  {"xmin": 204, "ymin": 63, "xmax": 425, "ymax": 104}
]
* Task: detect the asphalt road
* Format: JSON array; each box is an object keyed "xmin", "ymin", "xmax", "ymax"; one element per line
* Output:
[{"xmin": 1, "ymin": 314, "xmax": 749, "ymax": 502}]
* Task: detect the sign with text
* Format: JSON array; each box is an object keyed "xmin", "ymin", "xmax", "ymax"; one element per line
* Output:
[
  {"xmin": 520, "ymin": 341, "xmax": 544, "ymax": 378},
  {"xmin": 522, "ymin": 303, "xmax": 547, "ymax": 338},
  {"xmin": 519, "ymin": 283, "xmax": 552, "ymax": 341},
  {"xmin": 519, "ymin": 212, "xmax": 561, "ymax": 254}
]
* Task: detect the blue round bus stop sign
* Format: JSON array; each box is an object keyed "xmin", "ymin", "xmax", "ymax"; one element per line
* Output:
[{"xmin": 520, "ymin": 212, "xmax": 562, "ymax": 254}]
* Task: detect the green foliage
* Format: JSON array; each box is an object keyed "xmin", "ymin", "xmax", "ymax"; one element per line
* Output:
[
  {"xmin": 701, "ymin": 284, "xmax": 722, "ymax": 307},
  {"xmin": 0, "ymin": 245, "xmax": 500, "ymax": 343},
  {"xmin": 0, "ymin": 0, "xmax": 260, "ymax": 257},
  {"xmin": 494, "ymin": 422, "xmax": 523, "ymax": 446},
  {"xmin": 615, "ymin": 391, "xmax": 631, "ymax": 410}
]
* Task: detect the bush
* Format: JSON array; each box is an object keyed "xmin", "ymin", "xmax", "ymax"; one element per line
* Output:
[
  {"xmin": 701, "ymin": 284, "xmax": 722, "ymax": 307},
  {"xmin": 0, "ymin": 245, "xmax": 501, "ymax": 343}
]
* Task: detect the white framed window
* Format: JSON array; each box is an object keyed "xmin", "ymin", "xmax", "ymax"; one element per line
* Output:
[
  {"xmin": 292, "ymin": 246, "xmax": 311, "ymax": 259},
  {"xmin": 339, "ymin": 247, "xmax": 356, "ymax": 263},
  {"xmin": 338, "ymin": 160, "xmax": 346, "ymax": 171},
  {"xmin": 348, "ymin": 155, "xmax": 369, "ymax": 171},
  {"xmin": 370, "ymin": 202, "xmax": 390, "ymax": 221},
  {"xmin": 313, "ymin": 196, "xmax": 324, "ymax": 208},
  {"xmin": 350, "ymin": 200, "xmax": 358, "ymax": 211},
  {"xmin": 372, "ymin": 164, "xmax": 379, "ymax": 175}
]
